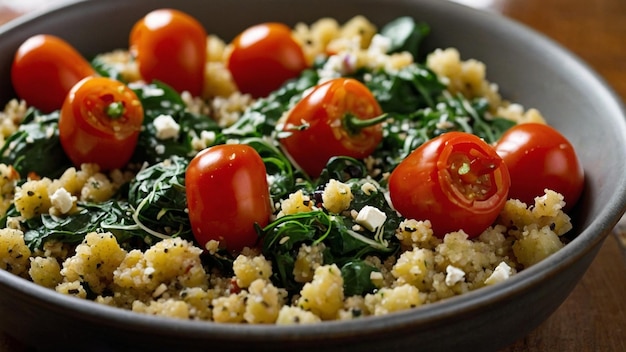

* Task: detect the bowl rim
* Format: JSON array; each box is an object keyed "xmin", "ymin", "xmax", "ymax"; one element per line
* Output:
[{"xmin": 1, "ymin": 0, "xmax": 626, "ymax": 342}]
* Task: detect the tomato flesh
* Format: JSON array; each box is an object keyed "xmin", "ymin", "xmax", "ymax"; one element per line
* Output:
[
  {"xmin": 11, "ymin": 34, "xmax": 96, "ymax": 113},
  {"xmin": 130, "ymin": 9, "xmax": 207, "ymax": 96},
  {"xmin": 495, "ymin": 123, "xmax": 584, "ymax": 210},
  {"xmin": 389, "ymin": 132, "xmax": 510, "ymax": 238},
  {"xmin": 279, "ymin": 77, "xmax": 384, "ymax": 178},
  {"xmin": 185, "ymin": 144, "xmax": 272, "ymax": 252},
  {"xmin": 228, "ymin": 22, "xmax": 308, "ymax": 98},
  {"xmin": 59, "ymin": 76, "xmax": 144, "ymax": 171}
]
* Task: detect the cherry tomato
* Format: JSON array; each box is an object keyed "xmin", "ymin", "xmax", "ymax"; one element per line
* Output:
[
  {"xmin": 494, "ymin": 123, "xmax": 584, "ymax": 210},
  {"xmin": 185, "ymin": 144, "xmax": 272, "ymax": 252},
  {"xmin": 59, "ymin": 76, "xmax": 144, "ymax": 171},
  {"xmin": 389, "ymin": 132, "xmax": 511, "ymax": 238},
  {"xmin": 130, "ymin": 9, "xmax": 207, "ymax": 96},
  {"xmin": 11, "ymin": 34, "xmax": 96, "ymax": 113},
  {"xmin": 227, "ymin": 22, "xmax": 308, "ymax": 98},
  {"xmin": 279, "ymin": 77, "xmax": 385, "ymax": 178}
]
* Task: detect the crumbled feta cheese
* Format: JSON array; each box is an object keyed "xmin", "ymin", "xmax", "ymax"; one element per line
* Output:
[
  {"xmin": 155, "ymin": 144, "xmax": 165, "ymax": 155},
  {"xmin": 485, "ymin": 262, "xmax": 513, "ymax": 285},
  {"xmin": 130, "ymin": 83, "xmax": 164, "ymax": 97},
  {"xmin": 367, "ymin": 34, "xmax": 392, "ymax": 55},
  {"xmin": 191, "ymin": 130, "xmax": 217, "ymax": 151},
  {"xmin": 200, "ymin": 130, "xmax": 217, "ymax": 145},
  {"xmin": 144, "ymin": 266, "xmax": 156, "ymax": 277},
  {"xmin": 152, "ymin": 283, "xmax": 168, "ymax": 298},
  {"xmin": 50, "ymin": 187, "xmax": 75, "ymax": 214},
  {"xmin": 445, "ymin": 265, "xmax": 465, "ymax": 286},
  {"xmin": 355, "ymin": 205, "xmax": 387, "ymax": 231},
  {"xmin": 370, "ymin": 271, "xmax": 383, "ymax": 281},
  {"xmin": 153, "ymin": 114, "xmax": 180, "ymax": 140}
]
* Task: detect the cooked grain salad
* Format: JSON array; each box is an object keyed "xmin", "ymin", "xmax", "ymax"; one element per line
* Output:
[{"xmin": 0, "ymin": 13, "xmax": 579, "ymax": 324}]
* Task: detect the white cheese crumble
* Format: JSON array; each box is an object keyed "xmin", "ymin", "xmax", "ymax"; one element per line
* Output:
[
  {"xmin": 445, "ymin": 265, "xmax": 466, "ymax": 286},
  {"xmin": 154, "ymin": 144, "xmax": 165, "ymax": 155},
  {"xmin": 355, "ymin": 205, "xmax": 387, "ymax": 232},
  {"xmin": 144, "ymin": 266, "xmax": 156, "ymax": 277},
  {"xmin": 191, "ymin": 130, "xmax": 217, "ymax": 151},
  {"xmin": 367, "ymin": 34, "xmax": 392, "ymax": 55},
  {"xmin": 129, "ymin": 83, "xmax": 164, "ymax": 97},
  {"xmin": 50, "ymin": 187, "xmax": 75, "ymax": 214},
  {"xmin": 153, "ymin": 114, "xmax": 180, "ymax": 140},
  {"xmin": 485, "ymin": 262, "xmax": 513, "ymax": 285}
]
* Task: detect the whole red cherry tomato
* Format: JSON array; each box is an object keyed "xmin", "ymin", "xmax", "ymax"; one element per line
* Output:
[
  {"xmin": 279, "ymin": 77, "xmax": 385, "ymax": 178},
  {"xmin": 11, "ymin": 34, "xmax": 96, "ymax": 113},
  {"xmin": 494, "ymin": 123, "xmax": 584, "ymax": 210},
  {"xmin": 185, "ymin": 144, "xmax": 272, "ymax": 252},
  {"xmin": 59, "ymin": 76, "xmax": 144, "ymax": 171},
  {"xmin": 130, "ymin": 9, "xmax": 207, "ymax": 96},
  {"xmin": 389, "ymin": 132, "xmax": 510, "ymax": 238},
  {"xmin": 227, "ymin": 22, "xmax": 308, "ymax": 98}
]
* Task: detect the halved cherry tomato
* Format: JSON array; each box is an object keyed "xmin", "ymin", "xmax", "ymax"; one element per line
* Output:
[
  {"xmin": 389, "ymin": 132, "xmax": 510, "ymax": 238},
  {"xmin": 227, "ymin": 22, "xmax": 308, "ymax": 98},
  {"xmin": 130, "ymin": 9, "xmax": 207, "ymax": 96},
  {"xmin": 59, "ymin": 76, "xmax": 144, "ymax": 171},
  {"xmin": 11, "ymin": 34, "xmax": 96, "ymax": 113},
  {"xmin": 279, "ymin": 77, "xmax": 385, "ymax": 178},
  {"xmin": 494, "ymin": 122, "xmax": 584, "ymax": 210},
  {"xmin": 185, "ymin": 144, "xmax": 272, "ymax": 253}
]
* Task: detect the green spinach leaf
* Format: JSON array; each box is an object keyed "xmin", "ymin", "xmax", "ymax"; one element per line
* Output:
[
  {"xmin": 0, "ymin": 109, "xmax": 72, "ymax": 178},
  {"xmin": 128, "ymin": 155, "xmax": 193, "ymax": 241},
  {"xmin": 131, "ymin": 81, "xmax": 220, "ymax": 164},
  {"xmin": 380, "ymin": 16, "xmax": 430, "ymax": 57}
]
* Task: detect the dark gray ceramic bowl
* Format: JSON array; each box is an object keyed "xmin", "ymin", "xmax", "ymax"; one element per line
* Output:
[{"xmin": 1, "ymin": 0, "xmax": 625, "ymax": 351}]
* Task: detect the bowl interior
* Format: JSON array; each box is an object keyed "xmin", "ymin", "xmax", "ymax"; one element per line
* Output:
[{"xmin": 1, "ymin": 0, "xmax": 626, "ymax": 351}]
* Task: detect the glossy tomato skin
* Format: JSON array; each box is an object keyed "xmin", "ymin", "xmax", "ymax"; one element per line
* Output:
[
  {"xmin": 279, "ymin": 77, "xmax": 384, "ymax": 178},
  {"xmin": 495, "ymin": 123, "xmax": 584, "ymax": 210},
  {"xmin": 11, "ymin": 34, "xmax": 96, "ymax": 113},
  {"xmin": 389, "ymin": 132, "xmax": 511, "ymax": 238},
  {"xmin": 59, "ymin": 76, "xmax": 144, "ymax": 171},
  {"xmin": 185, "ymin": 144, "xmax": 272, "ymax": 253},
  {"xmin": 228, "ymin": 22, "xmax": 308, "ymax": 98},
  {"xmin": 130, "ymin": 9, "xmax": 207, "ymax": 96}
]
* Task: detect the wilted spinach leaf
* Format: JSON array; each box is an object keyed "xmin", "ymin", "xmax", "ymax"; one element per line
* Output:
[
  {"xmin": 22, "ymin": 200, "xmax": 144, "ymax": 251},
  {"xmin": 128, "ymin": 155, "xmax": 193, "ymax": 241},
  {"xmin": 130, "ymin": 81, "xmax": 220, "ymax": 164},
  {"xmin": 380, "ymin": 16, "xmax": 430, "ymax": 57},
  {"xmin": 341, "ymin": 260, "xmax": 380, "ymax": 296},
  {"xmin": 0, "ymin": 109, "xmax": 72, "ymax": 178}
]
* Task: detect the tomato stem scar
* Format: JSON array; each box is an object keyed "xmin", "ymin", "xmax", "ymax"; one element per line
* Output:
[
  {"xmin": 343, "ymin": 113, "xmax": 388, "ymax": 135},
  {"xmin": 106, "ymin": 101, "xmax": 125, "ymax": 118}
]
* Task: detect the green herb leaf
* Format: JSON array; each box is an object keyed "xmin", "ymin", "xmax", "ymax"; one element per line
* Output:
[
  {"xmin": 22, "ymin": 200, "xmax": 146, "ymax": 251},
  {"xmin": 0, "ymin": 109, "xmax": 72, "ymax": 178},
  {"xmin": 131, "ymin": 81, "xmax": 220, "ymax": 164},
  {"xmin": 341, "ymin": 260, "xmax": 380, "ymax": 296},
  {"xmin": 128, "ymin": 155, "xmax": 193, "ymax": 241},
  {"xmin": 380, "ymin": 16, "xmax": 430, "ymax": 57}
]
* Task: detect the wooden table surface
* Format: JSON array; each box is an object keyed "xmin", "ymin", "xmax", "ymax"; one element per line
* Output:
[{"xmin": 1, "ymin": 0, "xmax": 625, "ymax": 351}]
